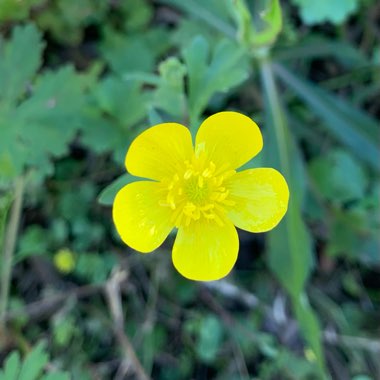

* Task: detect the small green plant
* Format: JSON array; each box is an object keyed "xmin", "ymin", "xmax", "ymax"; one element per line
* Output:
[{"xmin": 0, "ymin": 343, "xmax": 69, "ymax": 380}]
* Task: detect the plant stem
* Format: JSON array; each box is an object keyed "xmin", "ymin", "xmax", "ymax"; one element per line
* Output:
[
  {"xmin": 258, "ymin": 53, "xmax": 292, "ymax": 179},
  {"xmin": 257, "ymin": 55, "xmax": 328, "ymax": 378},
  {"xmin": 0, "ymin": 177, "xmax": 24, "ymax": 335}
]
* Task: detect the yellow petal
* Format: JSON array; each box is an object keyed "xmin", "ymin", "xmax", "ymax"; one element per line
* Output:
[
  {"xmin": 113, "ymin": 181, "xmax": 173, "ymax": 253},
  {"xmin": 126, "ymin": 123, "xmax": 193, "ymax": 181},
  {"xmin": 226, "ymin": 168, "xmax": 289, "ymax": 233},
  {"xmin": 195, "ymin": 111, "xmax": 263, "ymax": 171},
  {"xmin": 172, "ymin": 220, "xmax": 239, "ymax": 281}
]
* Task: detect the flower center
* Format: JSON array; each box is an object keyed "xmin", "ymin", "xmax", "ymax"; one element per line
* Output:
[{"xmin": 159, "ymin": 157, "xmax": 236, "ymax": 227}]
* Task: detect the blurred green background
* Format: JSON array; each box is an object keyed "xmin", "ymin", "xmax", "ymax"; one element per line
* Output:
[{"xmin": 0, "ymin": 0, "xmax": 379, "ymax": 379}]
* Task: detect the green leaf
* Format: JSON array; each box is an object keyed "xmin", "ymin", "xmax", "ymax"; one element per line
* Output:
[
  {"xmin": 0, "ymin": 0, "xmax": 44, "ymax": 22},
  {"xmin": 35, "ymin": 0, "xmax": 108, "ymax": 45},
  {"xmin": 267, "ymin": 208, "xmax": 314, "ymax": 296},
  {"xmin": 147, "ymin": 107, "xmax": 164, "ymax": 126},
  {"xmin": 98, "ymin": 174, "xmax": 141, "ymax": 206},
  {"xmin": 7, "ymin": 66, "xmax": 86, "ymax": 178},
  {"xmin": 291, "ymin": 0, "xmax": 358, "ymax": 25},
  {"xmin": 153, "ymin": 57, "xmax": 187, "ymax": 117},
  {"xmin": 121, "ymin": 0, "xmax": 153, "ymax": 31},
  {"xmin": 101, "ymin": 29, "xmax": 156, "ymax": 76},
  {"xmin": 327, "ymin": 206, "xmax": 380, "ymax": 263},
  {"xmin": 230, "ymin": 0, "xmax": 282, "ymax": 48},
  {"xmin": 0, "ymin": 24, "xmax": 44, "ymax": 105},
  {"xmin": 41, "ymin": 374, "xmax": 70, "ymax": 380},
  {"xmin": 140, "ymin": 325, "xmax": 167, "ymax": 373},
  {"xmin": 75, "ymin": 252, "xmax": 116, "ymax": 283},
  {"xmin": 81, "ymin": 75, "xmax": 147, "ymax": 163},
  {"xmin": 16, "ymin": 225, "xmax": 49, "ymax": 262},
  {"xmin": 294, "ymin": 295, "xmax": 325, "ymax": 372},
  {"xmin": 183, "ymin": 35, "xmax": 250, "ymax": 128},
  {"xmin": 1, "ymin": 351, "xmax": 21, "ymax": 380},
  {"xmin": 18, "ymin": 343, "xmax": 49, "ymax": 380},
  {"xmin": 0, "ymin": 344, "xmax": 71, "ymax": 380},
  {"xmin": 309, "ymin": 149, "xmax": 367, "ymax": 203},
  {"xmin": 95, "ymin": 77, "xmax": 146, "ymax": 128},
  {"xmin": 274, "ymin": 64, "xmax": 380, "ymax": 172},
  {"xmin": 172, "ymin": 19, "xmax": 221, "ymax": 49},
  {"xmin": 260, "ymin": 61, "xmax": 312, "ymax": 296},
  {"xmin": 0, "ymin": 26, "xmax": 87, "ymax": 182},
  {"xmin": 259, "ymin": 58, "xmax": 326, "ymax": 375},
  {"xmin": 196, "ymin": 315, "xmax": 224, "ymax": 363},
  {"xmin": 53, "ymin": 315, "xmax": 76, "ymax": 347}
]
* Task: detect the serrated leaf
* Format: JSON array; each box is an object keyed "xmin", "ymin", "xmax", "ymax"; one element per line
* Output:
[
  {"xmin": 183, "ymin": 35, "xmax": 250, "ymax": 128},
  {"xmin": 81, "ymin": 76, "xmax": 147, "ymax": 163},
  {"xmin": 291, "ymin": 0, "xmax": 358, "ymax": 25},
  {"xmin": 0, "ymin": 344, "xmax": 71, "ymax": 380},
  {"xmin": 94, "ymin": 77, "xmax": 146, "ymax": 127},
  {"xmin": 35, "ymin": 0, "xmax": 108, "ymax": 45},
  {"xmin": 0, "ymin": 64, "xmax": 86, "ymax": 180},
  {"xmin": 100, "ymin": 29, "xmax": 155, "ymax": 76},
  {"xmin": 0, "ymin": 24, "xmax": 44, "ymax": 105}
]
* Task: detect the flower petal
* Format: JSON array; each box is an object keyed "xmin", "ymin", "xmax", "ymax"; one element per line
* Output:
[
  {"xmin": 172, "ymin": 220, "xmax": 239, "ymax": 281},
  {"xmin": 226, "ymin": 168, "xmax": 289, "ymax": 233},
  {"xmin": 126, "ymin": 123, "xmax": 193, "ymax": 181},
  {"xmin": 195, "ymin": 111, "xmax": 263, "ymax": 171},
  {"xmin": 113, "ymin": 181, "xmax": 174, "ymax": 252}
]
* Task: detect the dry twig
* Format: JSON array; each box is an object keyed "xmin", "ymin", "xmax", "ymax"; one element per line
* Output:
[{"xmin": 104, "ymin": 269, "xmax": 151, "ymax": 380}]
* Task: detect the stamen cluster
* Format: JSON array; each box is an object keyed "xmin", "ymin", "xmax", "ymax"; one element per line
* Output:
[{"xmin": 160, "ymin": 157, "xmax": 236, "ymax": 227}]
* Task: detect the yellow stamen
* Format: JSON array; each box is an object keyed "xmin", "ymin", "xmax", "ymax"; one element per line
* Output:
[{"xmin": 159, "ymin": 156, "xmax": 236, "ymax": 227}]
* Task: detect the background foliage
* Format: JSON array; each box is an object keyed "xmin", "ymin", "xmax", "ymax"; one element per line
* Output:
[{"xmin": 0, "ymin": 0, "xmax": 379, "ymax": 379}]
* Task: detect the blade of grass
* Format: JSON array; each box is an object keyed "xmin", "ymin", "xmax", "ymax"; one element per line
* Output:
[
  {"xmin": 157, "ymin": 0, "xmax": 235, "ymax": 38},
  {"xmin": 273, "ymin": 63, "xmax": 380, "ymax": 172},
  {"xmin": 274, "ymin": 36, "xmax": 367, "ymax": 68}
]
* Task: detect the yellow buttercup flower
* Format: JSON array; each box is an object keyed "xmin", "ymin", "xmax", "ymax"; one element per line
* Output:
[{"xmin": 113, "ymin": 111, "xmax": 289, "ymax": 281}]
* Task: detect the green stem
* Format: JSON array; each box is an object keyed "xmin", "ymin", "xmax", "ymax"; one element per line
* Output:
[
  {"xmin": 257, "ymin": 55, "xmax": 328, "ymax": 378},
  {"xmin": 258, "ymin": 53, "xmax": 291, "ymax": 178},
  {"xmin": 0, "ymin": 177, "xmax": 24, "ymax": 334}
]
